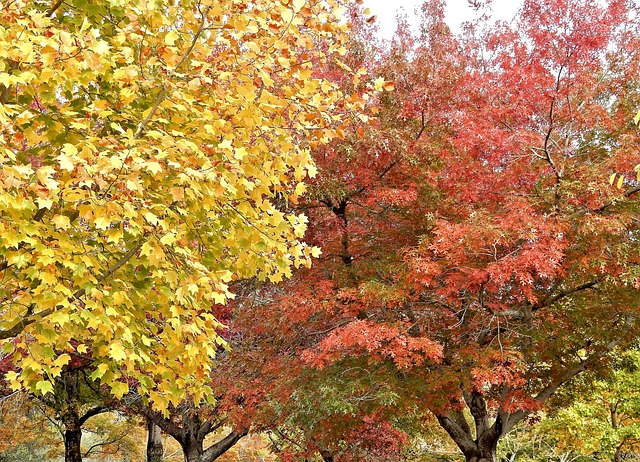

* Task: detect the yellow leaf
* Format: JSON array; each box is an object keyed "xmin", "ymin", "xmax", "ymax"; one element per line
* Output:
[
  {"xmin": 109, "ymin": 342, "xmax": 128, "ymax": 362},
  {"xmin": 234, "ymin": 147, "xmax": 248, "ymax": 160},
  {"xmin": 281, "ymin": 8, "xmax": 293, "ymax": 23},
  {"xmin": 165, "ymin": 30, "xmax": 179, "ymax": 46},
  {"xmin": 36, "ymin": 197, "xmax": 54, "ymax": 209},
  {"xmin": 35, "ymin": 380, "xmax": 54, "ymax": 395},
  {"xmin": 160, "ymin": 233, "xmax": 177, "ymax": 245},
  {"xmin": 57, "ymin": 154, "xmax": 75, "ymax": 171},
  {"xmin": 140, "ymin": 242, "xmax": 152, "ymax": 257},
  {"xmin": 617, "ymin": 174, "xmax": 624, "ymax": 189},
  {"xmin": 609, "ymin": 173, "xmax": 616, "ymax": 186},
  {"xmin": 293, "ymin": 0, "xmax": 305, "ymax": 11},
  {"xmin": 144, "ymin": 211, "xmax": 159, "ymax": 225},
  {"xmin": 111, "ymin": 382, "xmax": 129, "ymax": 399},
  {"xmin": 54, "ymin": 354, "xmax": 71, "ymax": 367},
  {"xmin": 94, "ymin": 215, "xmax": 111, "ymax": 230},
  {"xmin": 62, "ymin": 143, "xmax": 78, "ymax": 156},
  {"xmin": 91, "ymin": 40, "xmax": 111, "ymax": 55},
  {"xmin": 52, "ymin": 214, "xmax": 71, "ymax": 230},
  {"xmin": 146, "ymin": 161, "xmax": 163, "ymax": 175}
]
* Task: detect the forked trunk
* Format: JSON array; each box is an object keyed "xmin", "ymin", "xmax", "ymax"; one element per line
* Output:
[
  {"xmin": 436, "ymin": 393, "xmax": 506, "ymax": 462},
  {"xmin": 180, "ymin": 430, "xmax": 246, "ymax": 462}
]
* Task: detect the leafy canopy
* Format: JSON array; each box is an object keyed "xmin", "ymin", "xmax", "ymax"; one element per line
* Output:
[{"xmin": 0, "ymin": 0, "xmax": 362, "ymax": 411}]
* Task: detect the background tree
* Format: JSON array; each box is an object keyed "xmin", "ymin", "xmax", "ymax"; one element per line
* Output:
[{"xmin": 536, "ymin": 349, "xmax": 640, "ymax": 462}]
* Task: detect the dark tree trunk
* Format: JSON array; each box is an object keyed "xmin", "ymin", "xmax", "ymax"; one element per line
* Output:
[
  {"xmin": 181, "ymin": 432, "xmax": 202, "ymax": 462},
  {"xmin": 436, "ymin": 393, "xmax": 503, "ymax": 462},
  {"xmin": 147, "ymin": 420, "xmax": 164, "ymax": 462},
  {"xmin": 320, "ymin": 449, "xmax": 334, "ymax": 462},
  {"xmin": 64, "ymin": 427, "xmax": 83, "ymax": 462},
  {"xmin": 459, "ymin": 435, "xmax": 498, "ymax": 462},
  {"xmin": 180, "ymin": 429, "xmax": 246, "ymax": 462},
  {"xmin": 61, "ymin": 369, "xmax": 83, "ymax": 462}
]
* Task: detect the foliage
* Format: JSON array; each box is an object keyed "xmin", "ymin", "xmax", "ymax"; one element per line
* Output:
[
  {"xmin": 233, "ymin": 0, "xmax": 640, "ymax": 460},
  {"xmin": 0, "ymin": 391, "xmax": 142, "ymax": 462},
  {"xmin": 534, "ymin": 350, "xmax": 640, "ymax": 461},
  {"xmin": 0, "ymin": 391, "xmax": 62, "ymax": 460},
  {"xmin": 0, "ymin": 0, "xmax": 366, "ymax": 410}
]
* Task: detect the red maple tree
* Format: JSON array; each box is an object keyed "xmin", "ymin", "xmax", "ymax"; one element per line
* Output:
[{"xmin": 238, "ymin": 0, "xmax": 640, "ymax": 460}]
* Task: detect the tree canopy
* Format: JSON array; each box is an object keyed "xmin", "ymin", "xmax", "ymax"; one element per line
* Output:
[{"xmin": 0, "ymin": 0, "xmax": 364, "ymax": 410}]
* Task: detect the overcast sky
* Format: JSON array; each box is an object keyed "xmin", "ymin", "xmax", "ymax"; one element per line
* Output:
[{"xmin": 361, "ymin": 0, "xmax": 522, "ymax": 38}]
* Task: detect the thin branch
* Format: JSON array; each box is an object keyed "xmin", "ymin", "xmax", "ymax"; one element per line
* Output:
[
  {"xmin": 79, "ymin": 405, "xmax": 111, "ymax": 426},
  {"xmin": 0, "ymin": 239, "xmax": 145, "ymax": 340},
  {"xmin": 415, "ymin": 109, "xmax": 427, "ymax": 140},
  {"xmin": 47, "ymin": 0, "xmax": 63, "ymax": 17},
  {"xmin": 135, "ymin": 5, "xmax": 211, "ymax": 138}
]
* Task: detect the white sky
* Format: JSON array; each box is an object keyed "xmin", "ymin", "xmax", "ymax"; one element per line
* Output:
[{"xmin": 361, "ymin": 0, "xmax": 522, "ymax": 38}]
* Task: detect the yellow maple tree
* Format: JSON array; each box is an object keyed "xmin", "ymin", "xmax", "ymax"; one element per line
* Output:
[{"xmin": 0, "ymin": 0, "xmax": 363, "ymax": 411}]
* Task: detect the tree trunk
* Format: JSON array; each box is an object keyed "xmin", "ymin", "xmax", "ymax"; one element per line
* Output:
[
  {"xmin": 465, "ymin": 450, "xmax": 497, "ymax": 462},
  {"xmin": 64, "ymin": 427, "xmax": 83, "ymax": 462},
  {"xmin": 180, "ymin": 429, "xmax": 247, "ymax": 462},
  {"xmin": 436, "ymin": 402, "xmax": 500, "ymax": 462},
  {"xmin": 181, "ymin": 434, "xmax": 203, "ymax": 462},
  {"xmin": 147, "ymin": 420, "xmax": 164, "ymax": 462},
  {"xmin": 62, "ymin": 369, "xmax": 83, "ymax": 462},
  {"xmin": 614, "ymin": 442, "xmax": 624, "ymax": 462},
  {"xmin": 320, "ymin": 449, "xmax": 334, "ymax": 462}
]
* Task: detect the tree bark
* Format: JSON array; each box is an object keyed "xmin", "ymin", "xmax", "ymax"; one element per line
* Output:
[
  {"xmin": 179, "ymin": 429, "xmax": 246, "ymax": 462},
  {"xmin": 64, "ymin": 427, "xmax": 83, "ymax": 462},
  {"xmin": 147, "ymin": 420, "xmax": 164, "ymax": 462},
  {"xmin": 61, "ymin": 369, "xmax": 83, "ymax": 462},
  {"xmin": 436, "ymin": 394, "xmax": 501, "ymax": 462}
]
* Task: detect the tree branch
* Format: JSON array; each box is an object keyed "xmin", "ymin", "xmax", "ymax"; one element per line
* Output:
[
  {"xmin": 137, "ymin": 405, "xmax": 184, "ymax": 439},
  {"xmin": 135, "ymin": 5, "xmax": 211, "ymax": 138},
  {"xmin": 47, "ymin": 0, "xmax": 63, "ymax": 17},
  {"xmin": 201, "ymin": 429, "xmax": 248, "ymax": 462},
  {"xmin": 542, "ymin": 280, "xmax": 600, "ymax": 307},
  {"xmin": 435, "ymin": 413, "xmax": 476, "ymax": 456},
  {"xmin": 0, "ymin": 239, "xmax": 144, "ymax": 340},
  {"xmin": 502, "ymin": 338, "xmax": 621, "ymax": 434},
  {"xmin": 79, "ymin": 405, "xmax": 111, "ymax": 426}
]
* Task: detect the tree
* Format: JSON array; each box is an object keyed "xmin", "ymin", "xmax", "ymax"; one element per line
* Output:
[
  {"xmin": 0, "ymin": 391, "xmax": 62, "ymax": 461},
  {"xmin": 251, "ymin": 0, "xmax": 640, "ymax": 460},
  {"xmin": 147, "ymin": 420, "xmax": 164, "ymax": 462},
  {"xmin": 0, "ymin": 0, "xmax": 365, "ymax": 409},
  {"xmin": 216, "ymin": 5, "xmax": 443, "ymax": 460},
  {"xmin": 39, "ymin": 366, "xmax": 111, "ymax": 462},
  {"xmin": 537, "ymin": 349, "xmax": 640, "ymax": 462},
  {"xmin": 139, "ymin": 401, "xmax": 247, "ymax": 462}
]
